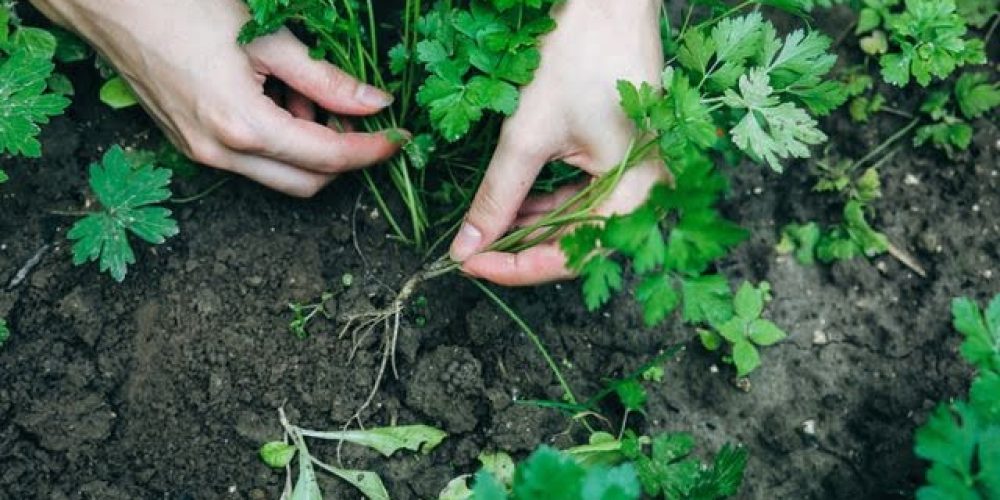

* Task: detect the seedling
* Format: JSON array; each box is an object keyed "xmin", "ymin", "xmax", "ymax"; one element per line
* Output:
[
  {"xmin": 288, "ymin": 292, "xmax": 334, "ymax": 339},
  {"xmin": 698, "ymin": 282, "xmax": 787, "ymax": 377},
  {"xmin": 914, "ymin": 293, "xmax": 1000, "ymax": 498},
  {"xmin": 66, "ymin": 146, "xmax": 179, "ymax": 282},
  {"xmin": 259, "ymin": 408, "xmax": 446, "ymax": 500}
]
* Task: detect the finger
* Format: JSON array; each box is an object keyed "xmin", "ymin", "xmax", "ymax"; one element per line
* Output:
[
  {"xmin": 462, "ymin": 245, "xmax": 574, "ymax": 287},
  {"xmin": 517, "ymin": 182, "xmax": 586, "ymax": 217},
  {"xmin": 222, "ymin": 149, "xmax": 336, "ymax": 198},
  {"xmin": 225, "ymin": 96, "xmax": 401, "ymax": 173},
  {"xmin": 595, "ymin": 158, "xmax": 670, "ymax": 216},
  {"xmin": 450, "ymin": 134, "xmax": 549, "ymax": 261},
  {"xmin": 249, "ymin": 31, "xmax": 394, "ymax": 116},
  {"xmin": 287, "ymin": 88, "xmax": 316, "ymax": 121}
]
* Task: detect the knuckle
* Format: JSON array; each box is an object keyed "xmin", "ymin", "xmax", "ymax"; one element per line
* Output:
[
  {"xmin": 213, "ymin": 114, "xmax": 265, "ymax": 153},
  {"xmin": 470, "ymin": 187, "xmax": 506, "ymax": 223},
  {"xmin": 185, "ymin": 137, "xmax": 225, "ymax": 168}
]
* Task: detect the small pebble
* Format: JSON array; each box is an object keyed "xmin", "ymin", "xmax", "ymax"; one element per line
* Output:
[
  {"xmin": 801, "ymin": 419, "xmax": 817, "ymax": 436},
  {"xmin": 813, "ymin": 330, "xmax": 829, "ymax": 345},
  {"xmin": 709, "ymin": 364, "xmax": 719, "ymax": 374},
  {"xmin": 752, "ymin": 187, "xmax": 763, "ymax": 195},
  {"xmin": 903, "ymin": 174, "xmax": 920, "ymax": 185},
  {"xmin": 985, "ymin": 270, "xmax": 993, "ymax": 279}
]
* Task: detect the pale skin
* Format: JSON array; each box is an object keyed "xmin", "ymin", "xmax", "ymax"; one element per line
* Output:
[{"xmin": 30, "ymin": 0, "xmax": 664, "ymax": 286}]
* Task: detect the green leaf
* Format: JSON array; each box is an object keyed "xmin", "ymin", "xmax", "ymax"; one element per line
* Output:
[
  {"xmin": 952, "ymin": 296, "xmax": 1000, "ymax": 372},
  {"xmin": 732, "ymin": 340, "xmax": 761, "ymax": 376},
  {"xmin": 603, "ymin": 205, "xmax": 665, "ymax": 274},
  {"xmin": 710, "ymin": 12, "xmax": 764, "ymax": 66},
  {"xmin": 954, "ymin": 72, "xmax": 1000, "ymax": 120},
  {"xmin": 0, "ymin": 318, "xmax": 9, "ymax": 346},
  {"xmin": 733, "ymin": 282, "xmax": 764, "ymax": 320},
  {"xmin": 723, "ymin": 69, "xmax": 827, "ymax": 172},
  {"xmin": 479, "ymin": 451, "xmax": 516, "ymax": 487},
  {"xmin": 915, "ymin": 403, "xmax": 978, "ymax": 484},
  {"xmin": 856, "ymin": 8, "xmax": 883, "ymax": 33},
  {"xmin": 561, "ymin": 225, "xmax": 602, "ymax": 272},
  {"xmin": 467, "ymin": 76, "xmax": 519, "ymax": 115},
  {"xmin": 689, "ymin": 444, "xmax": 749, "ymax": 497},
  {"xmin": 636, "ymin": 274, "xmax": 680, "ymax": 327},
  {"xmin": 749, "ymin": 319, "xmax": 787, "ymax": 346},
  {"xmin": 777, "ymin": 222, "xmax": 821, "ymax": 265},
  {"xmin": 293, "ymin": 425, "xmax": 447, "ymax": 457},
  {"xmin": 581, "ymin": 256, "xmax": 624, "ymax": 311},
  {"xmin": 580, "ymin": 463, "xmax": 641, "ymax": 500},
  {"xmin": 614, "ymin": 379, "xmax": 648, "ymax": 412},
  {"xmin": 320, "ymin": 463, "xmax": 391, "ymax": 500},
  {"xmin": 512, "ymin": 446, "xmax": 586, "ymax": 499},
  {"xmin": 0, "ymin": 49, "xmax": 70, "ymax": 157},
  {"xmin": 681, "ymin": 275, "xmax": 734, "ymax": 326},
  {"xmin": 260, "ymin": 442, "xmax": 297, "ymax": 468},
  {"xmin": 292, "ymin": 449, "xmax": 323, "ymax": 500},
  {"xmin": 970, "ymin": 371, "xmax": 1000, "ymax": 420},
  {"xmin": 665, "ymin": 209, "xmax": 748, "ymax": 274},
  {"xmin": 99, "ymin": 76, "xmax": 139, "ymax": 109},
  {"xmin": 67, "ymin": 146, "xmax": 178, "ymax": 282},
  {"xmin": 471, "ymin": 470, "xmax": 508, "ymax": 500}
]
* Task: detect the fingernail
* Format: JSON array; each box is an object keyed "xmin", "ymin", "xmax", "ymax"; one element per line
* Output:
[
  {"xmin": 356, "ymin": 84, "xmax": 394, "ymax": 108},
  {"xmin": 450, "ymin": 223, "xmax": 482, "ymax": 262}
]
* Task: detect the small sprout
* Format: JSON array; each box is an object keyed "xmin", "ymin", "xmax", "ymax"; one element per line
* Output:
[
  {"xmin": 641, "ymin": 366, "xmax": 664, "ymax": 383},
  {"xmin": 259, "ymin": 442, "xmax": 297, "ymax": 469},
  {"xmin": 341, "ymin": 273, "xmax": 354, "ymax": 288}
]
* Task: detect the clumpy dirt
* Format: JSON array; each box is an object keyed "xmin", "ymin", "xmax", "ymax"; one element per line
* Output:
[{"xmin": 2, "ymin": 9, "xmax": 999, "ymax": 500}]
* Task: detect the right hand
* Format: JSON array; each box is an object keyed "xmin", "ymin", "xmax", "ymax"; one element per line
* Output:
[{"xmin": 31, "ymin": 0, "xmax": 402, "ymax": 197}]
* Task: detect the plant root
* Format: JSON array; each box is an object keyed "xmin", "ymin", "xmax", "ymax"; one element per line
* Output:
[{"xmin": 337, "ymin": 257, "xmax": 458, "ymax": 433}]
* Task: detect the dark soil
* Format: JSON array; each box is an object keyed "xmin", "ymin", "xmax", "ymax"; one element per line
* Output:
[{"xmin": 2, "ymin": 9, "xmax": 999, "ymax": 500}]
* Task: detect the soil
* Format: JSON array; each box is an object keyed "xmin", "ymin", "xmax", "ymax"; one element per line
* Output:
[{"xmin": 1, "ymin": 7, "xmax": 999, "ymax": 500}]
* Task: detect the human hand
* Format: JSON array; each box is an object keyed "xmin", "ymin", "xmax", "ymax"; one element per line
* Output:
[
  {"xmin": 449, "ymin": 0, "xmax": 666, "ymax": 285},
  {"xmin": 30, "ymin": 0, "xmax": 401, "ymax": 197}
]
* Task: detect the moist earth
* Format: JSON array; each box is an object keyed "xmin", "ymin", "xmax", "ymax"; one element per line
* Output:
[{"xmin": 1, "ymin": 13, "xmax": 999, "ymax": 500}]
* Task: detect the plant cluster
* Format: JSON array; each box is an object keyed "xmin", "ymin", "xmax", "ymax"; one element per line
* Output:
[
  {"xmin": 779, "ymin": 0, "xmax": 998, "ymax": 268},
  {"xmin": 914, "ymin": 293, "xmax": 1000, "ymax": 499}
]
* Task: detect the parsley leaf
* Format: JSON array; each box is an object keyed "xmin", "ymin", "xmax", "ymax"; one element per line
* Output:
[
  {"xmin": 581, "ymin": 256, "xmax": 624, "ymax": 311},
  {"xmin": 880, "ymin": 0, "xmax": 986, "ymax": 87},
  {"xmin": 0, "ymin": 49, "xmax": 70, "ymax": 157},
  {"xmin": 68, "ymin": 146, "xmax": 179, "ymax": 282},
  {"xmin": 952, "ymin": 295, "xmax": 1000, "ymax": 373},
  {"xmin": 954, "ymin": 72, "xmax": 1000, "ymax": 120}
]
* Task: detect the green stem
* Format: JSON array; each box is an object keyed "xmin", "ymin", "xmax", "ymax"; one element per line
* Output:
[
  {"xmin": 471, "ymin": 279, "xmax": 579, "ymax": 405},
  {"xmin": 170, "ymin": 178, "xmax": 231, "ymax": 204},
  {"xmin": 849, "ymin": 117, "xmax": 920, "ymax": 173}
]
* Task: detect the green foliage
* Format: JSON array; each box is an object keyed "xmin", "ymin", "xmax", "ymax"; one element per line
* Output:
[
  {"xmin": 265, "ymin": 418, "xmax": 447, "ymax": 500},
  {"xmin": 412, "ymin": 1, "xmax": 560, "ymax": 141},
  {"xmin": 463, "ymin": 446, "xmax": 640, "ymax": 500},
  {"xmin": 0, "ymin": 318, "xmax": 8, "ymax": 347},
  {"xmin": 67, "ymin": 146, "xmax": 179, "ymax": 282},
  {"xmin": 620, "ymin": 431, "xmax": 748, "ymax": 499},
  {"xmin": 0, "ymin": 8, "xmax": 71, "ymax": 168},
  {"xmin": 911, "ymin": 72, "xmax": 999, "ymax": 158},
  {"xmin": 952, "ymin": 296, "xmax": 1000, "ymax": 373},
  {"xmin": 99, "ymin": 75, "xmax": 139, "ymax": 109},
  {"xmin": 867, "ymin": 0, "xmax": 987, "ymax": 87},
  {"xmin": 697, "ymin": 282, "xmax": 787, "ymax": 377},
  {"xmin": 914, "ymin": 294, "xmax": 1000, "ymax": 499},
  {"xmin": 288, "ymin": 292, "xmax": 333, "ymax": 339},
  {"xmin": 561, "ymin": 154, "xmax": 746, "ymax": 320}
]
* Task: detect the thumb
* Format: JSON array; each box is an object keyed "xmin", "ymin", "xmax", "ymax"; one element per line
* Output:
[{"xmin": 450, "ymin": 136, "xmax": 547, "ymax": 262}]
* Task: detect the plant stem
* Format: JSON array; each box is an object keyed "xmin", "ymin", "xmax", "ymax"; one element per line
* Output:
[
  {"xmin": 470, "ymin": 279, "xmax": 579, "ymax": 405},
  {"xmin": 849, "ymin": 117, "xmax": 920, "ymax": 172},
  {"xmin": 171, "ymin": 178, "xmax": 231, "ymax": 204}
]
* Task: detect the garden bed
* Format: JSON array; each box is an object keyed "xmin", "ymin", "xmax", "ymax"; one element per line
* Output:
[{"xmin": 1, "ymin": 5, "xmax": 999, "ymax": 500}]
